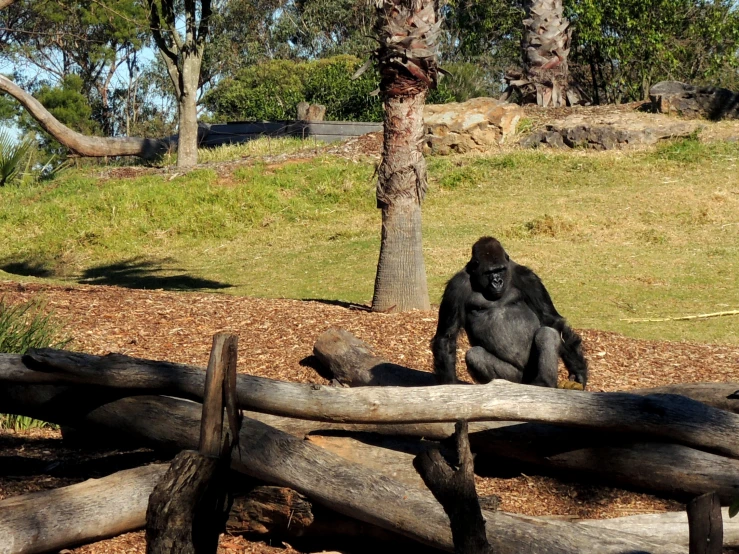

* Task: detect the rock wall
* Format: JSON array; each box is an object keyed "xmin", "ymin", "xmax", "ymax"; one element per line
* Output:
[
  {"xmin": 423, "ymin": 98, "xmax": 523, "ymax": 155},
  {"xmin": 520, "ymin": 113, "xmax": 703, "ymax": 150}
]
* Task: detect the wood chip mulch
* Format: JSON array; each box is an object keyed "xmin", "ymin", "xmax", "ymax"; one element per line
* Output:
[{"xmin": 1, "ymin": 280, "xmax": 738, "ymax": 553}]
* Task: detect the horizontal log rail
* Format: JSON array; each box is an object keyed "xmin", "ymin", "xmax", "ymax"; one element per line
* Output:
[{"xmin": 2, "ymin": 349, "xmax": 739, "ymax": 459}]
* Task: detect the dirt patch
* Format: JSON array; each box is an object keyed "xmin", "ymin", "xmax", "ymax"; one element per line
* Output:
[{"xmin": 1, "ymin": 280, "xmax": 737, "ymax": 553}]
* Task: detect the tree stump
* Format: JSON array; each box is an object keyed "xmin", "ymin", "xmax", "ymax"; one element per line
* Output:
[
  {"xmin": 687, "ymin": 492, "xmax": 723, "ymax": 554},
  {"xmin": 146, "ymin": 333, "xmax": 240, "ymax": 554},
  {"xmin": 414, "ymin": 420, "xmax": 493, "ymax": 554}
]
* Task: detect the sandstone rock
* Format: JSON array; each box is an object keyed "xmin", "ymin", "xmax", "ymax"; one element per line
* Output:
[
  {"xmin": 650, "ymin": 81, "xmax": 739, "ymax": 120},
  {"xmin": 423, "ymin": 97, "xmax": 523, "ymax": 155},
  {"xmin": 297, "ymin": 102, "xmax": 326, "ymax": 121},
  {"xmin": 521, "ymin": 112, "xmax": 703, "ymax": 150}
]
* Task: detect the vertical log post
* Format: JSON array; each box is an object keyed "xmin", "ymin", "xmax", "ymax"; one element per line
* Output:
[
  {"xmin": 146, "ymin": 333, "xmax": 241, "ymax": 554},
  {"xmin": 413, "ymin": 420, "xmax": 493, "ymax": 554},
  {"xmin": 687, "ymin": 492, "xmax": 723, "ymax": 554}
]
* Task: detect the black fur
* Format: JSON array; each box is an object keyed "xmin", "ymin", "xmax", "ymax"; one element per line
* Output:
[{"xmin": 431, "ymin": 237, "xmax": 588, "ymax": 388}]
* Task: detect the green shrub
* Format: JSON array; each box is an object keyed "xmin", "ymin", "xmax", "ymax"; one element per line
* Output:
[
  {"xmin": 205, "ymin": 59, "xmax": 308, "ymax": 121},
  {"xmin": 303, "ymin": 55, "xmax": 383, "ymax": 122},
  {"xmin": 0, "ymin": 297, "xmax": 69, "ymax": 431},
  {"xmin": 205, "ymin": 55, "xmax": 466, "ymax": 123}
]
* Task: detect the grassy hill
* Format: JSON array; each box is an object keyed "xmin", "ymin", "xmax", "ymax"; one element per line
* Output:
[{"xmin": 1, "ymin": 136, "xmax": 737, "ymax": 344}]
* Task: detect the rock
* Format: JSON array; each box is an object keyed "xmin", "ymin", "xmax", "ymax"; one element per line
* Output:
[
  {"xmin": 521, "ymin": 112, "xmax": 703, "ymax": 150},
  {"xmin": 649, "ymin": 81, "xmax": 739, "ymax": 120},
  {"xmin": 423, "ymin": 97, "xmax": 523, "ymax": 155},
  {"xmin": 297, "ymin": 102, "xmax": 326, "ymax": 121}
]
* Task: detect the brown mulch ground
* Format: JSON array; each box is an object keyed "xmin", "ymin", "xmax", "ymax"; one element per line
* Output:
[{"xmin": 1, "ymin": 280, "xmax": 738, "ymax": 552}]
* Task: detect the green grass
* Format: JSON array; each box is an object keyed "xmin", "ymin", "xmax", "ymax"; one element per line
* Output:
[
  {"xmin": 196, "ymin": 137, "xmax": 325, "ymax": 164},
  {"xmin": 0, "ymin": 137, "xmax": 737, "ymax": 345}
]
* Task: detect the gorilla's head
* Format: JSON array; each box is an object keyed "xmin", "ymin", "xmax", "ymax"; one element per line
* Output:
[{"xmin": 467, "ymin": 236, "xmax": 511, "ymax": 300}]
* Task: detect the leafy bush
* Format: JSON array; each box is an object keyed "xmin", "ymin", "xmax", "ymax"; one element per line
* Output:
[
  {"xmin": 302, "ymin": 55, "xmax": 383, "ymax": 121},
  {"xmin": 204, "ymin": 59, "xmax": 309, "ymax": 122},
  {"xmin": 0, "ymin": 297, "xmax": 69, "ymax": 430},
  {"xmin": 205, "ymin": 55, "xmax": 466, "ymax": 123}
]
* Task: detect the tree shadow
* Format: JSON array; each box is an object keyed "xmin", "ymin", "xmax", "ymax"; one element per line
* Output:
[
  {"xmin": 301, "ymin": 298, "xmax": 371, "ymax": 311},
  {"xmin": 0, "ymin": 260, "xmax": 54, "ymax": 278},
  {"xmin": 78, "ymin": 257, "xmax": 232, "ymax": 291}
]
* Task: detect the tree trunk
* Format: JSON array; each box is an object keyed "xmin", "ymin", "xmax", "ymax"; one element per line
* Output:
[
  {"xmin": 6, "ymin": 350, "xmax": 739, "ymax": 458},
  {"xmin": 520, "ymin": 0, "xmax": 572, "ymax": 107},
  {"xmin": 175, "ymin": 54, "xmax": 201, "ymax": 168},
  {"xmin": 0, "ymin": 75, "xmax": 167, "ymax": 159},
  {"xmin": 0, "ymin": 390, "xmax": 685, "ymax": 553},
  {"xmin": 0, "ymin": 0, "xmax": 16, "ymax": 10},
  {"xmin": 372, "ymin": 91, "xmax": 431, "ymax": 312},
  {"xmin": 574, "ymin": 507, "xmax": 737, "ymax": 549}
]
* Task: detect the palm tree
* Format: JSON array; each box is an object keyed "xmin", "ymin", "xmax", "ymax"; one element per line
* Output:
[
  {"xmin": 367, "ymin": 0, "xmax": 441, "ymax": 312},
  {"xmin": 505, "ymin": 0, "xmax": 573, "ymax": 107}
]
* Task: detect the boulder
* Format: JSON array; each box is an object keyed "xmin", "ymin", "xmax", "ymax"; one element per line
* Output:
[
  {"xmin": 423, "ymin": 97, "xmax": 523, "ymax": 155},
  {"xmin": 521, "ymin": 112, "xmax": 703, "ymax": 150},
  {"xmin": 649, "ymin": 81, "xmax": 739, "ymax": 120}
]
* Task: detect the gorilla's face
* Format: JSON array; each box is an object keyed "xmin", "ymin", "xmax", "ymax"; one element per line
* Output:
[{"xmin": 467, "ymin": 237, "xmax": 510, "ymax": 300}]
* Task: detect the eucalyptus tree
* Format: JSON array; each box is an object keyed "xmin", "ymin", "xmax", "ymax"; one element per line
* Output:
[
  {"xmin": 366, "ymin": 0, "xmax": 442, "ymax": 312},
  {"xmin": 147, "ymin": 0, "xmax": 212, "ymax": 167},
  {"xmin": 0, "ymin": 0, "xmax": 148, "ymax": 135}
]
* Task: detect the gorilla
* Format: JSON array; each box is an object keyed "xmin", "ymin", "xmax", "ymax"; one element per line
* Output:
[{"xmin": 431, "ymin": 236, "xmax": 588, "ymax": 388}]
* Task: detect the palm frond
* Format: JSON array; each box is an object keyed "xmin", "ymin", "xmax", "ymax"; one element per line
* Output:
[{"xmin": 0, "ymin": 129, "xmax": 35, "ymax": 186}]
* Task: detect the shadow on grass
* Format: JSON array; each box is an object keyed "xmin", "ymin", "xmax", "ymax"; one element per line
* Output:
[
  {"xmin": 0, "ymin": 260, "xmax": 54, "ymax": 278},
  {"xmin": 79, "ymin": 257, "xmax": 232, "ymax": 291}
]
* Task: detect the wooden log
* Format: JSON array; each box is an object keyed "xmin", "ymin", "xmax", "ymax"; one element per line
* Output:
[
  {"xmin": 313, "ymin": 329, "xmax": 739, "ymax": 414},
  {"xmin": 687, "ymin": 493, "xmax": 723, "ymax": 554},
  {"xmin": 4, "ymin": 350, "xmax": 739, "ymax": 459},
  {"xmin": 569, "ymin": 508, "xmax": 738, "ymax": 548},
  {"xmin": 630, "ymin": 383, "xmax": 739, "ymax": 415},
  {"xmin": 146, "ymin": 333, "xmax": 238, "ymax": 554},
  {"xmin": 470, "ymin": 423, "xmax": 739, "ymax": 504},
  {"xmin": 0, "ymin": 464, "xmax": 167, "ymax": 554},
  {"xmin": 0, "ymin": 386, "xmax": 684, "ymax": 553},
  {"xmin": 414, "ymin": 421, "xmax": 492, "ymax": 554},
  {"xmin": 313, "ymin": 328, "xmax": 437, "ymax": 387},
  {"xmin": 1, "ymin": 459, "xmax": 737, "ymax": 554},
  {"xmin": 0, "ymin": 464, "xmax": 400, "ymax": 554}
]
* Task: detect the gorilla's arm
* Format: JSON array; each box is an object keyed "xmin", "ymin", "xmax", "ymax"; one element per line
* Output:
[
  {"xmin": 431, "ymin": 272, "xmax": 469, "ymax": 384},
  {"xmin": 512, "ymin": 264, "xmax": 589, "ymax": 388},
  {"xmin": 511, "ymin": 264, "xmax": 562, "ymax": 325}
]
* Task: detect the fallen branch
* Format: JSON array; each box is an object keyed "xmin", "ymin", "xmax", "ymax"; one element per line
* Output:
[
  {"xmin": 3, "ymin": 349, "xmax": 739, "ymax": 459},
  {"xmin": 414, "ymin": 421, "xmax": 492, "ymax": 554},
  {"xmin": 621, "ymin": 310, "xmax": 739, "ymax": 323}
]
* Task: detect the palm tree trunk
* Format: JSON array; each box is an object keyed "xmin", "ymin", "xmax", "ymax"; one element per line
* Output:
[
  {"xmin": 372, "ymin": 84, "xmax": 431, "ymax": 312},
  {"xmin": 370, "ymin": 0, "xmax": 439, "ymax": 312},
  {"xmin": 519, "ymin": 0, "xmax": 572, "ymax": 107}
]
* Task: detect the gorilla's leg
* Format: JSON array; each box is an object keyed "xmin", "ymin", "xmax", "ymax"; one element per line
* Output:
[
  {"xmin": 465, "ymin": 346, "xmax": 523, "ymax": 384},
  {"xmin": 526, "ymin": 326, "xmax": 560, "ymax": 387}
]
